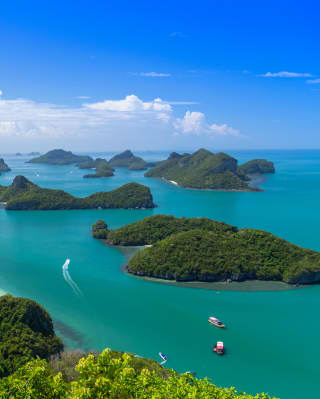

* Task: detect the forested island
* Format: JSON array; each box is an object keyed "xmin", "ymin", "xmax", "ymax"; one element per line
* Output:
[
  {"xmin": 0, "ymin": 294, "xmax": 276, "ymax": 398},
  {"xmin": 145, "ymin": 149, "xmax": 275, "ymax": 190},
  {"xmin": 0, "ymin": 159, "xmax": 11, "ymax": 176},
  {"xmin": 27, "ymin": 149, "xmax": 92, "ymax": 165},
  {"xmin": 0, "ymin": 176, "xmax": 155, "ymax": 210},
  {"xmin": 78, "ymin": 158, "xmax": 114, "ymax": 178},
  {"xmin": 92, "ymin": 215, "xmax": 320, "ymax": 284},
  {"xmin": 109, "ymin": 149, "xmax": 148, "ymax": 170}
]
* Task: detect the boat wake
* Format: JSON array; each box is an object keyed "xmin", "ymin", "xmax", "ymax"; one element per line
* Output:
[{"xmin": 62, "ymin": 259, "xmax": 83, "ymax": 296}]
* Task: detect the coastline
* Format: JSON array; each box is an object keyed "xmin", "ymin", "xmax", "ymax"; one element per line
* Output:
[
  {"xmin": 104, "ymin": 243, "xmax": 305, "ymax": 292},
  {"xmin": 160, "ymin": 177, "xmax": 263, "ymax": 192}
]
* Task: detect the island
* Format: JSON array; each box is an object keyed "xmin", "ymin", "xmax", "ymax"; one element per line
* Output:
[
  {"xmin": 78, "ymin": 158, "xmax": 114, "ymax": 178},
  {"xmin": 0, "ymin": 159, "xmax": 11, "ymax": 176},
  {"xmin": 0, "ymin": 175, "xmax": 155, "ymax": 210},
  {"xmin": 144, "ymin": 148, "xmax": 275, "ymax": 191},
  {"xmin": 27, "ymin": 151, "xmax": 41, "ymax": 156},
  {"xmin": 0, "ymin": 294, "xmax": 63, "ymax": 377},
  {"xmin": 92, "ymin": 214, "xmax": 320, "ymax": 285},
  {"xmin": 109, "ymin": 150, "xmax": 148, "ymax": 170},
  {"xmin": 238, "ymin": 159, "xmax": 275, "ymax": 175},
  {"xmin": 27, "ymin": 149, "xmax": 93, "ymax": 165}
]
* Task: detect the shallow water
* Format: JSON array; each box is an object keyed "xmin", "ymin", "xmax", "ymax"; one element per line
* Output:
[{"xmin": 1, "ymin": 150, "xmax": 320, "ymax": 398}]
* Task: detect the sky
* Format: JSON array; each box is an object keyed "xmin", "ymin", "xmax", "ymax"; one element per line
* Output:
[{"xmin": 0, "ymin": 0, "xmax": 319, "ymax": 152}]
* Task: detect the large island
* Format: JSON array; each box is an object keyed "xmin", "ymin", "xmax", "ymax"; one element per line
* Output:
[
  {"xmin": 92, "ymin": 214, "xmax": 320, "ymax": 285},
  {"xmin": 109, "ymin": 150, "xmax": 148, "ymax": 170},
  {"xmin": 0, "ymin": 176, "xmax": 155, "ymax": 210},
  {"xmin": 145, "ymin": 148, "xmax": 275, "ymax": 190},
  {"xmin": 27, "ymin": 149, "xmax": 92, "ymax": 165}
]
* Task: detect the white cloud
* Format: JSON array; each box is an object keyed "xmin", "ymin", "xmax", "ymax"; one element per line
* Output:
[
  {"xmin": 173, "ymin": 111, "xmax": 239, "ymax": 137},
  {"xmin": 258, "ymin": 71, "xmax": 313, "ymax": 78},
  {"xmin": 138, "ymin": 72, "xmax": 171, "ymax": 77},
  {"xmin": 0, "ymin": 90, "xmax": 2, "ymax": 96},
  {"xmin": 306, "ymin": 78, "xmax": 320, "ymax": 84},
  {"xmin": 210, "ymin": 123, "xmax": 239, "ymax": 136},
  {"xmin": 0, "ymin": 94, "xmax": 241, "ymax": 148},
  {"xmin": 75, "ymin": 96, "xmax": 91, "ymax": 99}
]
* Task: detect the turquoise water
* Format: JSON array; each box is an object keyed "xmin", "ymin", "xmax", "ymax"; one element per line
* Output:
[{"xmin": 1, "ymin": 150, "xmax": 320, "ymax": 398}]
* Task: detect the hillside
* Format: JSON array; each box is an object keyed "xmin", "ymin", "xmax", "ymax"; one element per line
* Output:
[
  {"xmin": 79, "ymin": 158, "xmax": 114, "ymax": 178},
  {"xmin": 109, "ymin": 150, "xmax": 148, "ymax": 170},
  {"xmin": 0, "ymin": 348, "xmax": 277, "ymax": 398},
  {"xmin": 27, "ymin": 149, "xmax": 92, "ymax": 165},
  {"xmin": 145, "ymin": 148, "xmax": 274, "ymax": 190},
  {"xmin": 238, "ymin": 159, "xmax": 275, "ymax": 175},
  {"xmin": 0, "ymin": 295, "xmax": 63, "ymax": 377},
  {"xmin": 92, "ymin": 214, "xmax": 237, "ymax": 243},
  {"xmin": 0, "ymin": 176, "xmax": 155, "ymax": 210},
  {"xmin": 0, "ymin": 159, "xmax": 11, "ymax": 175}
]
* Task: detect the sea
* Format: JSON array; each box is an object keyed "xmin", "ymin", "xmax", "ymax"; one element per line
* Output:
[{"xmin": 0, "ymin": 149, "xmax": 320, "ymax": 398}]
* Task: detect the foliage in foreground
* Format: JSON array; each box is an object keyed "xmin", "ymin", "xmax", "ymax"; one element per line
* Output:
[
  {"xmin": 0, "ymin": 295, "xmax": 63, "ymax": 377},
  {"xmin": 0, "ymin": 349, "xmax": 277, "ymax": 399},
  {"xmin": 0, "ymin": 176, "xmax": 155, "ymax": 210}
]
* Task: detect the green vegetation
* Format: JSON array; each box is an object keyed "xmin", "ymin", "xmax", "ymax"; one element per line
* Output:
[
  {"xmin": 238, "ymin": 159, "xmax": 275, "ymax": 175},
  {"xmin": 79, "ymin": 158, "xmax": 114, "ymax": 178},
  {"xmin": 0, "ymin": 295, "xmax": 63, "ymax": 377},
  {"xmin": 0, "ymin": 348, "xmax": 276, "ymax": 398},
  {"xmin": 0, "ymin": 176, "xmax": 155, "ymax": 210},
  {"xmin": 27, "ymin": 149, "xmax": 92, "ymax": 165},
  {"xmin": 109, "ymin": 149, "xmax": 148, "ymax": 170},
  {"xmin": 145, "ymin": 148, "xmax": 274, "ymax": 190},
  {"xmin": 0, "ymin": 158, "xmax": 11, "ymax": 175},
  {"xmin": 93, "ymin": 214, "xmax": 320, "ymax": 284},
  {"xmin": 93, "ymin": 214, "xmax": 237, "ymax": 244},
  {"xmin": 127, "ymin": 224, "xmax": 320, "ymax": 283}
]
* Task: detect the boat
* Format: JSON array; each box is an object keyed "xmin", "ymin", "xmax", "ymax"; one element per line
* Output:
[
  {"xmin": 208, "ymin": 316, "xmax": 225, "ymax": 328},
  {"xmin": 158, "ymin": 352, "xmax": 168, "ymax": 364},
  {"xmin": 213, "ymin": 341, "xmax": 224, "ymax": 355}
]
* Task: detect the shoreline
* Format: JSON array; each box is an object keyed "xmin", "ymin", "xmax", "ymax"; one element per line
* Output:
[
  {"xmin": 160, "ymin": 177, "xmax": 263, "ymax": 192},
  {"xmin": 104, "ymin": 243, "xmax": 307, "ymax": 292}
]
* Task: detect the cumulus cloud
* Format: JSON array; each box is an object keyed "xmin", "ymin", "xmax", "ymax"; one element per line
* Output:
[
  {"xmin": 173, "ymin": 111, "xmax": 239, "ymax": 137},
  {"xmin": 306, "ymin": 78, "xmax": 320, "ymax": 84},
  {"xmin": 0, "ymin": 90, "xmax": 2, "ymax": 96},
  {"xmin": 0, "ymin": 94, "xmax": 240, "ymax": 148},
  {"xmin": 258, "ymin": 71, "xmax": 312, "ymax": 78},
  {"xmin": 138, "ymin": 72, "xmax": 171, "ymax": 77}
]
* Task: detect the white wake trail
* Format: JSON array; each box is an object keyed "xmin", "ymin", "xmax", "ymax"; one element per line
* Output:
[{"xmin": 62, "ymin": 259, "xmax": 83, "ymax": 296}]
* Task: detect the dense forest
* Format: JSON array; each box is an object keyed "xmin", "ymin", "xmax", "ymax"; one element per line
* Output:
[
  {"xmin": 92, "ymin": 215, "xmax": 320, "ymax": 284},
  {"xmin": 0, "ymin": 295, "xmax": 63, "ymax": 377},
  {"xmin": 145, "ymin": 149, "xmax": 275, "ymax": 190},
  {"xmin": 0, "ymin": 176, "xmax": 155, "ymax": 210}
]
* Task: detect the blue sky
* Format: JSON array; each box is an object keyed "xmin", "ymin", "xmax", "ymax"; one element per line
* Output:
[{"xmin": 0, "ymin": 0, "xmax": 319, "ymax": 152}]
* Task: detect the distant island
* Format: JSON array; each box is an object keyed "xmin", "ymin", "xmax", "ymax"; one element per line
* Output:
[
  {"xmin": 144, "ymin": 148, "xmax": 275, "ymax": 191},
  {"xmin": 27, "ymin": 151, "xmax": 41, "ymax": 156},
  {"xmin": 78, "ymin": 158, "xmax": 115, "ymax": 178},
  {"xmin": 109, "ymin": 150, "xmax": 148, "ymax": 170},
  {"xmin": 0, "ymin": 159, "xmax": 11, "ymax": 176},
  {"xmin": 0, "ymin": 176, "xmax": 155, "ymax": 210},
  {"xmin": 92, "ymin": 214, "xmax": 320, "ymax": 285},
  {"xmin": 27, "ymin": 149, "xmax": 92, "ymax": 165}
]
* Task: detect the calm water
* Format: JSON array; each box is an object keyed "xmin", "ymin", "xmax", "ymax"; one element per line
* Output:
[{"xmin": 1, "ymin": 149, "xmax": 320, "ymax": 398}]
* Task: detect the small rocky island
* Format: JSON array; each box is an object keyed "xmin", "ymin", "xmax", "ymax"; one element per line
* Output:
[
  {"xmin": 145, "ymin": 149, "xmax": 275, "ymax": 191},
  {"xmin": 27, "ymin": 149, "xmax": 92, "ymax": 165},
  {"xmin": 109, "ymin": 150, "xmax": 148, "ymax": 170},
  {"xmin": 92, "ymin": 215, "xmax": 320, "ymax": 285},
  {"xmin": 78, "ymin": 158, "xmax": 114, "ymax": 178},
  {"xmin": 0, "ymin": 159, "xmax": 11, "ymax": 176},
  {"xmin": 0, "ymin": 176, "xmax": 155, "ymax": 210}
]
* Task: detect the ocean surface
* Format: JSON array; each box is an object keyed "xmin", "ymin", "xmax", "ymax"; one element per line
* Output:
[{"xmin": 1, "ymin": 149, "xmax": 320, "ymax": 398}]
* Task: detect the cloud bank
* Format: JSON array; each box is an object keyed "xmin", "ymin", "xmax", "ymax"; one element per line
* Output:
[
  {"xmin": 0, "ymin": 94, "xmax": 240, "ymax": 150},
  {"xmin": 258, "ymin": 71, "xmax": 312, "ymax": 78}
]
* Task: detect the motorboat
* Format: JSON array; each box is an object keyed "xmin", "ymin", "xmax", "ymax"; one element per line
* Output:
[
  {"xmin": 208, "ymin": 316, "xmax": 225, "ymax": 328},
  {"xmin": 213, "ymin": 341, "xmax": 224, "ymax": 355}
]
